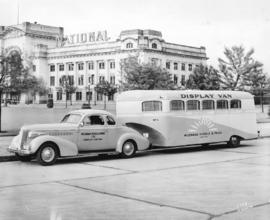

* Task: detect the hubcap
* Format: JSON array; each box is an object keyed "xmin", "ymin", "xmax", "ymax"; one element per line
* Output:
[
  {"xmin": 123, "ymin": 142, "xmax": 135, "ymax": 156},
  {"xmin": 231, "ymin": 137, "xmax": 238, "ymax": 144},
  {"xmin": 41, "ymin": 147, "xmax": 55, "ymax": 162}
]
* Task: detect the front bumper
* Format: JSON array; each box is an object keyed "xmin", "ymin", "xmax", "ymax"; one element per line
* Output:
[
  {"xmin": 7, "ymin": 147, "xmax": 32, "ymax": 155},
  {"xmin": 7, "ymin": 135, "xmax": 32, "ymax": 156}
]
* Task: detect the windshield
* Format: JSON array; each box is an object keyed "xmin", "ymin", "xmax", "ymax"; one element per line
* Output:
[{"xmin": 61, "ymin": 114, "xmax": 82, "ymax": 124}]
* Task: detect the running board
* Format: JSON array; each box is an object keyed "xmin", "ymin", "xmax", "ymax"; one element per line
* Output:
[{"xmin": 63, "ymin": 151, "xmax": 119, "ymax": 158}]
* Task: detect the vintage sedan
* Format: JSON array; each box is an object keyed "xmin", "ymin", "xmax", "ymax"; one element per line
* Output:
[{"xmin": 8, "ymin": 109, "xmax": 150, "ymax": 165}]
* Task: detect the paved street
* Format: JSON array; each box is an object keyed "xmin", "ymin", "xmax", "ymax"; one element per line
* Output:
[{"xmin": 0, "ymin": 138, "xmax": 270, "ymax": 219}]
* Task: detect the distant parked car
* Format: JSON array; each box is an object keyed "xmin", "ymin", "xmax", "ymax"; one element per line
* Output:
[
  {"xmin": 81, "ymin": 103, "xmax": 91, "ymax": 109},
  {"xmin": 8, "ymin": 109, "xmax": 150, "ymax": 166},
  {"xmin": 47, "ymin": 99, "xmax": 53, "ymax": 108}
]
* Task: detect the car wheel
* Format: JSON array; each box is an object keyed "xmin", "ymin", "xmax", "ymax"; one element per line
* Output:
[
  {"xmin": 37, "ymin": 143, "xmax": 58, "ymax": 166},
  {"xmin": 15, "ymin": 153, "xmax": 32, "ymax": 162},
  {"xmin": 121, "ymin": 140, "xmax": 137, "ymax": 158},
  {"xmin": 227, "ymin": 136, "xmax": 241, "ymax": 148}
]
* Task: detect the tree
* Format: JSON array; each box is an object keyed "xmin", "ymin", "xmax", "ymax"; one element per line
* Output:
[
  {"xmin": 120, "ymin": 56, "xmax": 178, "ymax": 90},
  {"xmin": 0, "ymin": 52, "xmax": 40, "ymax": 132},
  {"xmin": 186, "ymin": 64, "xmax": 220, "ymax": 90},
  {"xmin": 95, "ymin": 80, "xmax": 118, "ymax": 109},
  {"xmin": 218, "ymin": 46, "xmax": 266, "ymax": 90},
  {"xmin": 58, "ymin": 75, "xmax": 77, "ymax": 108}
]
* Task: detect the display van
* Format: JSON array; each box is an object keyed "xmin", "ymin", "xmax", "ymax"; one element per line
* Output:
[
  {"xmin": 116, "ymin": 90, "xmax": 258, "ymax": 148},
  {"xmin": 8, "ymin": 110, "xmax": 149, "ymax": 165}
]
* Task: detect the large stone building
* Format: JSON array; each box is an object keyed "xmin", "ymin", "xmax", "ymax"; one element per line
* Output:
[{"xmin": 0, "ymin": 22, "xmax": 207, "ymax": 105}]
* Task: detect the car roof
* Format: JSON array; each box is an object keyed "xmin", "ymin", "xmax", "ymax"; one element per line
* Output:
[
  {"xmin": 116, "ymin": 90, "xmax": 254, "ymax": 101},
  {"xmin": 68, "ymin": 109, "xmax": 115, "ymax": 117}
]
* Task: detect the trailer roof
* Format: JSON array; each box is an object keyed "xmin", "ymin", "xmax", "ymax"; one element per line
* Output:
[{"xmin": 116, "ymin": 90, "xmax": 254, "ymax": 101}]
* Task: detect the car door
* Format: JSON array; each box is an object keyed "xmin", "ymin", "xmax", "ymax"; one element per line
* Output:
[
  {"xmin": 105, "ymin": 115, "xmax": 120, "ymax": 149},
  {"xmin": 77, "ymin": 114, "xmax": 109, "ymax": 151}
]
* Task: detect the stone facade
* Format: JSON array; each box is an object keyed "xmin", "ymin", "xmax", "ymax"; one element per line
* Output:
[{"xmin": 0, "ymin": 22, "xmax": 207, "ymax": 105}]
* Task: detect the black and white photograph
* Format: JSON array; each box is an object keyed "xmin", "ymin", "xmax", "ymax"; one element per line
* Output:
[{"xmin": 0, "ymin": 0, "xmax": 270, "ymax": 219}]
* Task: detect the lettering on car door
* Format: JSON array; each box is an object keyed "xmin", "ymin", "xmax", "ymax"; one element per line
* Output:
[{"xmin": 78, "ymin": 114, "xmax": 109, "ymax": 151}]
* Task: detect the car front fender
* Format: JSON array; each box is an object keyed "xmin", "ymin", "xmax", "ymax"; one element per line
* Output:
[
  {"xmin": 29, "ymin": 135, "xmax": 78, "ymax": 157},
  {"xmin": 116, "ymin": 133, "xmax": 149, "ymax": 153}
]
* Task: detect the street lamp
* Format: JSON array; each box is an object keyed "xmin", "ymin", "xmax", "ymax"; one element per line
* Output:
[
  {"xmin": 261, "ymin": 83, "xmax": 265, "ymax": 113},
  {"xmin": 87, "ymin": 83, "xmax": 91, "ymax": 108}
]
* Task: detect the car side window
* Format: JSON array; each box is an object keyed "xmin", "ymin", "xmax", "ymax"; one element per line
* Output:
[
  {"xmin": 83, "ymin": 115, "xmax": 104, "ymax": 126},
  {"xmin": 106, "ymin": 115, "xmax": 116, "ymax": 125}
]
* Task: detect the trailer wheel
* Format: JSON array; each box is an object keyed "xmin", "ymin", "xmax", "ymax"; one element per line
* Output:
[
  {"xmin": 15, "ymin": 153, "xmax": 32, "ymax": 162},
  {"xmin": 227, "ymin": 136, "xmax": 241, "ymax": 148},
  {"xmin": 36, "ymin": 143, "xmax": 59, "ymax": 166},
  {"xmin": 121, "ymin": 140, "xmax": 137, "ymax": 158}
]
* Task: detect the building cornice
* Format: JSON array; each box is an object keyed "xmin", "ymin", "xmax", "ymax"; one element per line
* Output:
[{"xmin": 44, "ymin": 48, "xmax": 207, "ymax": 61}]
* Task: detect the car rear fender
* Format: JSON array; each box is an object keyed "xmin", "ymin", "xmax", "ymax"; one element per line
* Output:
[
  {"xmin": 29, "ymin": 135, "xmax": 78, "ymax": 156},
  {"xmin": 116, "ymin": 133, "xmax": 149, "ymax": 153}
]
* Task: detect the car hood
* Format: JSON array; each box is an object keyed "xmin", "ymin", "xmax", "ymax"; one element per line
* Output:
[{"xmin": 21, "ymin": 123, "xmax": 78, "ymax": 132}]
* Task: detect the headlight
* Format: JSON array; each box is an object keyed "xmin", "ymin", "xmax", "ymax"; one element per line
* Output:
[
  {"xmin": 28, "ymin": 131, "xmax": 44, "ymax": 139},
  {"xmin": 143, "ymin": 133, "xmax": 149, "ymax": 138}
]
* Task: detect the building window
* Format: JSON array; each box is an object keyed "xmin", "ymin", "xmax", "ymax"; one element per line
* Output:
[
  {"xmin": 78, "ymin": 63, "xmax": 84, "ymax": 71},
  {"xmin": 66, "ymin": 92, "xmax": 71, "ymax": 101},
  {"xmin": 174, "ymin": 62, "xmax": 178, "ymax": 70},
  {"xmin": 57, "ymin": 92, "xmax": 62, "ymax": 100},
  {"xmin": 216, "ymin": 100, "xmax": 228, "ymax": 109},
  {"xmin": 170, "ymin": 100, "xmax": 185, "ymax": 111},
  {"xmin": 142, "ymin": 101, "xmax": 162, "ymax": 112},
  {"xmin": 188, "ymin": 64, "xmax": 193, "ymax": 71},
  {"xmin": 173, "ymin": 75, "xmax": 178, "ymax": 84},
  {"xmin": 187, "ymin": 100, "xmax": 200, "ymax": 110},
  {"xmin": 76, "ymin": 92, "xmax": 82, "ymax": 100},
  {"xmin": 68, "ymin": 75, "xmax": 74, "ymax": 85},
  {"xmin": 89, "ymin": 74, "xmax": 95, "ymax": 85},
  {"xmin": 68, "ymin": 63, "xmax": 74, "ymax": 71},
  {"xmin": 181, "ymin": 75, "xmax": 186, "ymax": 86},
  {"xmin": 59, "ymin": 64, "xmax": 64, "ymax": 71},
  {"xmin": 110, "ymin": 61, "xmax": 115, "ymax": 69},
  {"xmin": 152, "ymin": 43, "xmax": 157, "ymax": 49},
  {"xmin": 230, "ymin": 99, "xmax": 241, "ymax": 109},
  {"xmin": 108, "ymin": 94, "xmax": 114, "ymax": 101},
  {"xmin": 78, "ymin": 75, "xmax": 84, "ymax": 86},
  {"xmin": 166, "ymin": 62, "xmax": 170, "ymax": 69},
  {"xmin": 88, "ymin": 62, "xmax": 94, "ymax": 70},
  {"xmin": 97, "ymin": 92, "xmax": 103, "ymax": 101},
  {"xmin": 126, "ymin": 43, "xmax": 133, "ymax": 48},
  {"xmin": 99, "ymin": 76, "xmax": 105, "ymax": 83},
  {"xmin": 50, "ymin": 76, "xmax": 55, "ymax": 86},
  {"xmin": 110, "ymin": 76, "xmax": 115, "ymax": 84},
  {"xmin": 202, "ymin": 100, "xmax": 215, "ymax": 110},
  {"xmin": 86, "ymin": 91, "xmax": 92, "ymax": 101},
  {"xmin": 181, "ymin": 63, "xmax": 186, "ymax": 71},
  {"xmin": 99, "ymin": 62, "xmax": 105, "ymax": 69},
  {"xmin": 32, "ymin": 65, "xmax": 36, "ymax": 72},
  {"xmin": 50, "ymin": 65, "xmax": 55, "ymax": 72},
  {"xmin": 48, "ymin": 94, "xmax": 53, "ymax": 99}
]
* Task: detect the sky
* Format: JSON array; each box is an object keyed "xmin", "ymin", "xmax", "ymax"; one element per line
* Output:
[{"xmin": 1, "ymin": 0, "xmax": 270, "ymax": 74}]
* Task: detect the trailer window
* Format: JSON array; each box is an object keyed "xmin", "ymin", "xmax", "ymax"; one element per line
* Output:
[
  {"xmin": 142, "ymin": 101, "xmax": 162, "ymax": 112},
  {"xmin": 202, "ymin": 100, "xmax": 215, "ymax": 110},
  {"xmin": 216, "ymin": 100, "xmax": 228, "ymax": 109},
  {"xmin": 170, "ymin": 100, "xmax": 185, "ymax": 111},
  {"xmin": 230, "ymin": 99, "xmax": 241, "ymax": 109},
  {"xmin": 187, "ymin": 100, "xmax": 200, "ymax": 110}
]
